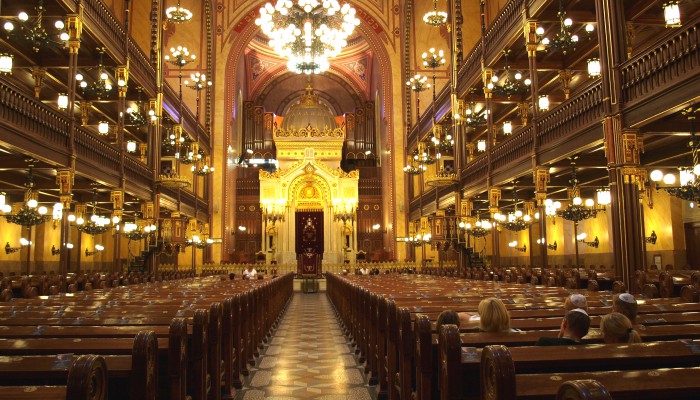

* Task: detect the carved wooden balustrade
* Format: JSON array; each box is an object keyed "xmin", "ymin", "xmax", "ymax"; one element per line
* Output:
[
  {"xmin": 128, "ymin": 37, "xmax": 157, "ymax": 96},
  {"xmin": 457, "ymin": 42, "xmax": 483, "ymax": 96},
  {"xmin": 621, "ymin": 14, "xmax": 700, "ymax": 108},
  {"xmin": 492, "ymin": 125, "xmax": 534, "ymax": 172},
  {"xmin": 483, "ymin": 0, "xmax": 526, "ymax": 62},
  {"xmin": 0, "ymin": 80, "xmax": 70, "ymax": 157},
  {"xmin": 76, "ymin": 0, "xmax": 127, "ymax": 59},
  {"xmin": 460, "ymin": 153, "xmax": 489, "ymax": 191},
  {"xmin": 536, "ymin": 81, "xmax": 604, "ymax": 149}
]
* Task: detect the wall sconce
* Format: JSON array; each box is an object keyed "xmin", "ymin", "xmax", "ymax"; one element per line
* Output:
[
  {"xmin": 536, "ymin": 238, "xmax": 557, "ymax": 250},
  {"xmin": 98, "ymin": 121, "xmax": 109, "ymax": 135},
  {"xmin": 645, "ymin": 230, "xmax": 657, "ymax": 244},
  {"xmin": 664, "ymin": 1, "xmax": 681, "ymax": 27},
  {"xmin": 587, "ymin": 58, "xmax": 601, "ymax": 77},
  {"xmin": 85, "ymin": 244, "xmax": 104, "ymax": 257},
  {"xmin": 503, "ymin": 121, "xmax": 512, "ymax": 135},
  {"xmin": 538, "ymin": 95, "xmax": 550, "ymax": 111},
  {"xmin": 577, "ymin": 233, "xmax": 599, "ymax": 248},
  {"xmin": 51, "ymin": 245, "xmax": 60, "ymax": 255},
  {"xmin": 596, "ymin": 187, "xmax": 611, "ymax": 206},
  {"xmin": 0, "ymin": 53, "xmax": 13, "ymax": 74},
  {"xmin": 5, "ymin": 238, "xmax": 31, "ymax": 254},
  {"xmin": 57, "ymin": 93, "xmax": 68, "ymax": 110},
  {"xmin": 508, "ymin": 241, "xmax": 527, "ymax": 252}
]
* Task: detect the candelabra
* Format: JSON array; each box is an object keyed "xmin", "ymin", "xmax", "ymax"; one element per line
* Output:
[
  {"xmin": 166, "ymin": 0, "xmax": 193, "ymax": 23},
  {"xmin": 262, "ymin": 199, "xmax": 286, "ymax": 224},
  {"xmin": 487, "ymin": 50, "xmax": 531, "ymax": 99},
  {"xmin": 423, "ymin": 0, "xmax": 448, "ymax": 26},
  {"xmin": 1, "ymin": 0, "xmax": 70, "ymax": 53},
  {"xmin": 333, "ymin": 198, "xmax": 357, "ymax": 224},
  {"xmin": 535, "ymin": 0, "xmax": 594, "ymax": 55}
]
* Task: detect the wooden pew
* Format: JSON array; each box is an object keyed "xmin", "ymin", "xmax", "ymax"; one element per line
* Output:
[{"xmin": 0, "ymin": 354, "xmax": 108, "ymax": 400}]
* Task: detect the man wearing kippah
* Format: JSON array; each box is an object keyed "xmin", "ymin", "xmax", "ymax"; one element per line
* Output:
[
  {"xmin": 536, "ymin": 308, "xmax": 591, "ymax": 346},
  {"xmin": 612, "ymin": 293, "xmax": 638, "ymax": 324},
  {"xmin": 564, "ymin": 293, "xmax": 588, "ymax": 312}
]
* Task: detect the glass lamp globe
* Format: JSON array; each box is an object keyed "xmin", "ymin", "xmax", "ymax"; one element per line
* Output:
[{"xmin": 573, "ymin": 197, "xmax": 582, "ymax": 206}]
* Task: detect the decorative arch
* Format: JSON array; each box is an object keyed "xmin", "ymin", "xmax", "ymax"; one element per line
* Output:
[{"xmin": 287, "ymin": 172, "xmax": 333, "ymax": 211}]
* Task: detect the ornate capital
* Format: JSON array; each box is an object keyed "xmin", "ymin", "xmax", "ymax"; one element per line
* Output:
[
  {"xmin": 111, "ymin": 190, "xmax": 124, "ymax": 210},
  {"xmin": 524, "ymin": 19, "xmax": 539, "ymax": 57},
  {"xmin": 519, "ymin": 102, "xmax": 529, "ymax": 126},
  {"xmin": 533, "ymin": 167, "xmax": 550, "ymax": 193},
  {"xmin": 56, "ymin": 168, "xmax": 74, "ymax": 195},
  {"xmin": 489, "ymin": 188, "xmax": 501, "ymax": 208},
  {"xmin": 622, "ymin": 130, "xmax": 640, "ymax": 165},
  {"xmin": 460, "ymin": 199, "xmax": 473, "ymax": 217},
  {"xmin": 559, "ymin": 69, "xmax": 573, "ymax": 100},
  {"xmin": 80, "ymin": 101, "xmax": 91, "ymax": 126},
  {"xmin": 31, "ymin": 67, "xmax": 46, "ymax": 99},
  {"xmin": 141, "ymin": 202, "xmax": 155, "ymax": 219}
]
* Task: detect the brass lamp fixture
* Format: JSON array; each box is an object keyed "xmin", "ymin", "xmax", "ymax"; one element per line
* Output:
[
  {"xmin": 536, "ymin": 238, "xmax": 557, "ymax": 250},
  {"xmin": 487, "ymin": 50, "xmax": 531, "ymax": 99},
  {"xmin": 77, "ymin": 48, "xmax": 121, "ymax": 100},
  {"xmin": 650, "ymin": 107, "xmax": 700, "ymax": 204},
  {"xmin": 663, "ymin": 1, "xmax": 681, "ymax": 27},
  {"xmin": 166, "ymin": 0, "xmax": 193, "ymax": 23},
  {"xmin": 577, "ymin": 233, "xmax": 599, "ymax": 248},
  {"xmin": 262, "ymin": 198, "xmax": 286, "ymax": 224},
  {"xmin": 333, "ymin": 198, "xmax": 357, "ymax": 224},
  {"xmin": 423, "ymin": 0, "xmax": 448, "ymax": 26},
  {"xmin": 255, "ymin": 0, "xmax": 360, "ymax": 75},
  {"xmin": 645, "ymin": 230, "xmax": 658, "ymax": 245},
  {"xmin": 1, "ymin": 0, "xmax": 70, "ymax": 53},
  {"xmin": 460, "ymin": 218, "xmax": 492, "ymax": 238},
  {"xmin": 508, "ymin": 241, "xmax": 527, "ymax": 252},
  {"xmin": 0, "ymin": 162, "xmax": 58, "ymax": 227},
  {"xmin": 5, "ymin": 239, "xmax": 31, "ymax": 254},
  {"xmin": 72, "ymin": 188, "xmax": 114, "ymax": 236},
  {"xmin": 535, "ymin": 0, "xmax": 595, "ymax": 55},
  {"xmin": 122, "ymin": 222, "xmax": 157, "ymax": 241},
  {"xmin": 500, "ymin": 183, "xmax": 532, "ymax": 232},
  {"xmin": 85, "ymin": 244, "xmax": 104, "ymax": 257}
]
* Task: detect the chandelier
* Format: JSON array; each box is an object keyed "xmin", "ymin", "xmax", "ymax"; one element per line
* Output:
[
  {"xmin": 0, "ymin": 162, "xmax": 57, "ymax": 227},
  {"xmin": 487, "ymin": 50, "xmax": 530, "ymax": 99},
  {"xmin": 72, "ymin": 189, "xmax": 114, "ymax": 236},
  {"xmin": 166, "ymin": 0, "xmax": 193, "ymax": 23},
  {"xmin": 423, "ymin": 0, "xmax": 447, "ymax": 26},
  {"xmin": 650, "ymin": 107, "xmax": 700, "ymax": 204},
  {"xmin": 255, "ymin": 1, "xmax": 360, "ymax": 75},
  {"xmin": 535, "ymin": 0, "xmax": 594, "ymax": 55},
  {"xmin": 190, "ymin": 150, "xmax": 215, "ymax": 176},
  {"xmin": 462, "ymin": 219, "xmax": 492, "ymax": 238},
  {"xmin": 122, "ymin": 222, "xmax": 156, "ymax": 241},
  {"xmin": 125, "ymin": 88, "xmax": 151, "ymax": 127},
  {"xmin": 555, "ymin": 160, "xmax": 605, "ymax": 223},
  {"xmin": 2, "ymin": 0, "xmax": 70, "ymax": 53},
  {"xmin": 77, "ymin": 48, "xmax": 118, "ymax": 100},
  {"xmin": 499, "ymin": 184, "xmax": 532, "ymax": 232},
  {"xmin": 455, "ymin": 100, "xmax": 488, "ymax": 129}
]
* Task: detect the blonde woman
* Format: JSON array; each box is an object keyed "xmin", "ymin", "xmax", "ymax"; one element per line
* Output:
[
  {"xmin": 478, "ymin": 298, "xmax": 513, "ymax": 333},
  {"xmin": 601, "ymin": 312, "xmax": 642, "ymax": 343}
]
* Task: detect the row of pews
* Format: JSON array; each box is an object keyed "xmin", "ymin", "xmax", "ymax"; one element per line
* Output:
[
  {"xmin": 0, "ymin": 272, "xmax": 294, "ymax": 400},
  {"xmin": 327, "ymin": 273, "xmax": 700, "ymax": 400}
]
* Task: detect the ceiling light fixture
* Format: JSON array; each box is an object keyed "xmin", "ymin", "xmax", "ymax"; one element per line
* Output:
[
  {"xmin": 423, "ymin": 0, "xmax": 448, "ymax": 26},
  {"xmin": 255, "ymin": 1, "xmax": 360, "ymax": 75},
  {"xmin": 166, "ymin": 0, "xmax": 193, "ymax": 23}
]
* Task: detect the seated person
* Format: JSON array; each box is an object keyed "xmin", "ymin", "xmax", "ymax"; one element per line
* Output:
[
  {"xmin": 359, "ymin": 266, "xmax": 370, "ymax": 275},
  {"xmin": 601, "ymin": 312, "xmax": 641, "ymax": 343},
  {"xmin": 536, "ymin": 308, "xmax": 590, "ymax": 346},
  {"xmin": 436, "ymin": 310, "xmax": 461, "ymax": 333},
  {"xmin": 612, "ymin": 293, "xmax": 638, "ymax": 324},
  {"xmin": 478, "ymin": 298, "xmax": 513, "ymax": 333},
  {"xmin": 228, "ymin": 273, "xmax": 235, "ymax": 280},
  {"xmin": 242, "ymin": 265, "xmax": 257, "ymax": 280},
  {"xmin": 564, "ymin": 293, "xmax": 588, "ymax": 312}
]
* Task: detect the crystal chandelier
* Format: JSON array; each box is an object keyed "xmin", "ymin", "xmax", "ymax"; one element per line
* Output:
[
  {"xmin": 166, "ymin": 0, "xmax": 193, "ymax": 23},
  {"xmin": 535, "ymin": 0, "xmax": 594, "ymax": 55},
  {"xmin": 423, "ymin": 0, "xmax": 447, "ymax": 26},
  {"xmin": 650, "ymin": 107, "xmax": 700, "ymax": 203},
  {"xmin": 1, "ymin": 0, "xmax": 70, "ymax": 53},
  {"xmin": 255, "ymin": 1, "xmax": 360, "ymax": 75},
  {"xmin": 0, "ymin": 162, "xmax": 57, "ymax": 227},
  {"xmin": 487, "ymin": 50, "xmax": 531, "ymax": 99}
]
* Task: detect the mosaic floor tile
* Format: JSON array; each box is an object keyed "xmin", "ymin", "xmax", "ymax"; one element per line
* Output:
[{"xmin": 236, "ymin": 293, "xmax": 376, "ymax": 399}]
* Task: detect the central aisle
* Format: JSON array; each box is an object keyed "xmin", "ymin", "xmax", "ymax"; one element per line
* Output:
[{"xmin": 239, "ymin": 292, "xmax": 376, "ymax": 399}]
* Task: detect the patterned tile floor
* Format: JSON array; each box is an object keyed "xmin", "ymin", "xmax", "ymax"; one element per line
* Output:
[{"xmin": 237, "ymin": 293, "xmax": 376, "ymax": 400}]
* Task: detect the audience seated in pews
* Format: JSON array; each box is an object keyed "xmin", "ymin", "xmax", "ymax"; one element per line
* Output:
[
  {"xmin": 536, "ymin": 308, "xmax": 591, "ymax": 346},
  {"xmin": 612, "ymin": 293, "xmax": 638, "ymax": 324},
  {"xmin": 564, "ymin": 293, "xmax": 588, "ymax": 312},
  {"xmin": 478, "ymin": 298, "xmax": 514, "ymax": 333},
  {"xmin": 601, "ymin": 312, "xmax": 642, "ymax": 343},
  {"xmin": 436, "ymin": 310, "xmax": 460, "ymax": 332}
]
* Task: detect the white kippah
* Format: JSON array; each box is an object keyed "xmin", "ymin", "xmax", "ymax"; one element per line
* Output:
[
  {"xmin": 618, "ymin": 293, "xmax": 636, "ymax": 303},
  {"xmin": 569, "ymin": 308, "xmax": 588, "ymax": 316},
  {"xmin": 569, "ymin": 294, "xmax": 587, "ymax": 307}
]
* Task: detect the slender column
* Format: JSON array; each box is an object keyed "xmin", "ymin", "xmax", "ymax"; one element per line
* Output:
[
  {"xmin": 534, "ymin": 167, "xmax": 550, "ymax": 268},
  {"xmin": 524, "ymin": 19, "xmax": 541, "ymax": 173},
  {"xmin": 489, "ymin": 188, "xmax": 501, "ymax": 268},
  {"xmin": 65, "ymin": 13, "xmax": 82, "ymax": 171},
  {"xmin": 111, "ymin": 190, "xmax": 124, "ymax": 272},
  {"xmin": 56, "ymin": 169, "xmax": 74, "ymax": 274}
]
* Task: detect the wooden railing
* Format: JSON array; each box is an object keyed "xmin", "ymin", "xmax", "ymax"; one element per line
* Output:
[
  {"xmin": 457, "ymin": 42, "xmax": 483, "ymax": 95},
  {"xmin": 127, "ymin": 37, "xmax": 157, "ymax": 96},
  {"xmin": 483, "ymin": 0, "xmax": 525, "ymax": 59},
  {"xmin": 536, "ymin": 81, "xmax": 604, "ymax": 147},
  {"xmin": 359, "ymin": 178, "xmax": 383, "ymax": 197},
  {"xmin": 0, "ymin": 80, "xmax": 70, "ymax": 149},
  {"xmin": 124, "ymin": 155, "xmax": 153, "ymax": 197},
  {"xmin": 621, "ymin": 16, "xmax": 700, "ymax": 105},
  {"xmin": 74, "ymin": 126, "xmax": 121, "ymax": 175},
  {"xmin": 81, "ymin": 0, "xmax": 126, "ymax": 58},
  {"xmin": 492, "ymin": 126, "xmax": 534, "ymax": 171},
  {"xmin": 460, "ymin": 154, "xmax": 489, "ymax": 188}
]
